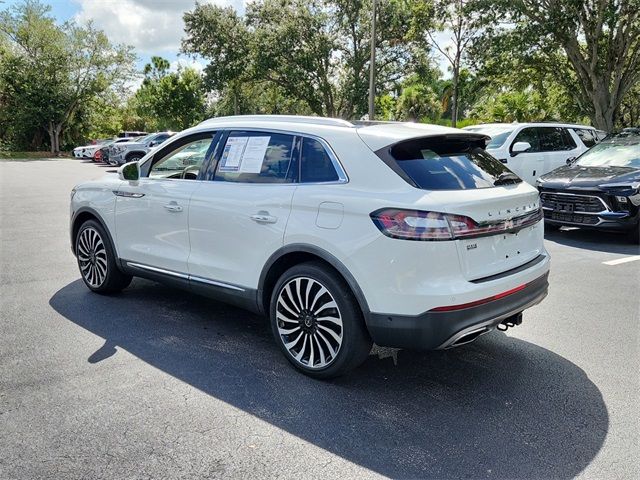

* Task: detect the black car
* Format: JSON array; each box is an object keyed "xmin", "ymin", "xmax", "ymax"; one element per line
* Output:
[{"xmin": 537, "ymin": 132, "xmax": 640, "ymax": 243}]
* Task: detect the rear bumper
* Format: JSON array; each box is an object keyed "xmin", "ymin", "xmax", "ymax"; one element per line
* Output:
[{"xmin": 365, "ymin": 272, "xmax": 549, "ymax": 350}]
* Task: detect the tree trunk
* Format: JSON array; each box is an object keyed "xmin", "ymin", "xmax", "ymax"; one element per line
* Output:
[
  {"xmin": 54, "ymin": 123, "xmax": 63, "ymax": 155},
  {"xmin": 47, "ymin": 122, "xmax": 55, "ymax": 154},
  {"xmin": 233, "ymin": 90, "xmax": 239, "ymax": 115},
  {"xmin": 451, "ymin": 65, "xmax": 459, "ymax": 128},
  {"xmin": 591, "ymin": 87, "xmax": 616, "ymax": 132}
]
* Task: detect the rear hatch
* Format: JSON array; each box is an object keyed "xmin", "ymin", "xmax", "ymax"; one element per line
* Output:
[
  {"xmin": 423, "ymin": 185, "xmax": 543, "ymax": 280},
  {"xmin": 370, "ymin": 132, "xmax": 544, "ymax": 281}
]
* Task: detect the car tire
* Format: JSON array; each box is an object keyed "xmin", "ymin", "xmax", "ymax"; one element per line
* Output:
[
  {"xmin": 270, "ymin": 261, "xmax": 372, "ymax": 379},
  {"xmin": 126, "ymin": 154, "xmax": 142, "ymax": 163},
  {"xmin": 75, "ymin": 220, "xmax": 132, "ymax": 294}
]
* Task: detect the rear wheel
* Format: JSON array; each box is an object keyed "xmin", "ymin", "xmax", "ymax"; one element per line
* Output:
[
  {"xmin": 270, "ymin": 262, "xmax": 372, "ymax": 379},
  {"xmin": 75, "ymin": 220, "xmax": 132, "ymax": 293},
  {"xmin": 126, "ymin": 154, "xmax": 143, "ymax": 163}
]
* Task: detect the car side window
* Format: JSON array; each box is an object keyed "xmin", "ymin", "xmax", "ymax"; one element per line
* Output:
[
  {"xmin": 300, "ymin": 137, "xmax": 339, "ymax": 183},
  {"xmin": 149, "ymin": 137, "xmax": 215, "ymax": 180},
  {"xmin": 213, "ymin": 131, "xmax": 295, "ymax": 183},
  {"xmin": 512, "ymin": 128, "xmax": 540, "ymax": 153},
  {"xmin": 538, "ymin": 127, "xmax": 576, "ymax": 151},
  {"xmin": 574, "ymin": 128, "xmax": 597, "ymax": 148}
]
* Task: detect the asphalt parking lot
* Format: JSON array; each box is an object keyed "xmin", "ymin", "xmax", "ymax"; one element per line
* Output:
[{"xmin": 1, "ymin": 158, "xmax": 638, "ymax": 480}]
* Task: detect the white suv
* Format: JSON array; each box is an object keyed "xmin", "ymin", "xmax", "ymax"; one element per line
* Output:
[
  {"xmin": 70, "ymin": 116, "xmax": 550, "ymax": 378},
  {"xmin": 463, "ymin": 123, "xmax": 600, "ymax": 184}
]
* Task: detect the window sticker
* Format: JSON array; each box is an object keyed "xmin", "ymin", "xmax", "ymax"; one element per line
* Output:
[
  {"xmin": 219, "ymin": 136, "xmax": 249, "ymax": 172},
  {"xmin": 239, "ymin": 136, "xmax": 271, "ymax": 173}
]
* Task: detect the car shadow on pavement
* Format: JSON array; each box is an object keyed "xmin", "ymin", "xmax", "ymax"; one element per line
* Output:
[
  {"xmin": 50, "ymin": 279, "xmax": 608, "ymax": 479},
  {"xmin": 545, "ymin": 227, "xmax": 639, "ymax": 255}
]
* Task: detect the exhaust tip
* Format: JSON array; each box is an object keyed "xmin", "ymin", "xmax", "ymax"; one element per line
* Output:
[{"xmin": 448, "ymin": 326, "xmax": 490, "ymax": 348}]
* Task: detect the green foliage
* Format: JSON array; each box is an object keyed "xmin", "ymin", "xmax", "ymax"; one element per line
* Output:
[
  {"xmin": 0, "ymin": 0, "xmax": 135, "ymax": 152},
  {"xmin": 396, "ymin": 82, "xmax": 441, "ymax": 121},
  {"xmin": 182, "ymin": 0, "xmax": 423, "ymax": 119},
  {"xmin": 134, "ymin": 56, "xmax": 206, "ymax": 131},
  {"xmin": 471, "ymin": 0, "xmax": 640, "ymax": 131}
]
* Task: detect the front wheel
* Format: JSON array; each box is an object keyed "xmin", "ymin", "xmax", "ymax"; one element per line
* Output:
[
  {"xmin": 76, "ymin": 220, "xmax": 132, "ymax": 293},
  {"xmin": 270, "ymin": 262, "xmax": 372, "ymax": 379}
]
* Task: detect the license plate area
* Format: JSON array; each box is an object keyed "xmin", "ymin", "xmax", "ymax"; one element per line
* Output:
[
  {"xmin": 456, "ymin": 224, "xmax": 543, "ymax": 281},
  {"xmin": 556, "ymin": 202, "xmax": 574, "ymax": 213}
]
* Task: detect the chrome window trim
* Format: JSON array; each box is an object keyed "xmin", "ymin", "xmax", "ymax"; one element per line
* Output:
[
  {"xmin": 214, "ymin": 127, "xmax": 349, "ymax": 185},
  {"xmin": 125, "ymin": 261, "xmax": 246, "ymax": 292}
]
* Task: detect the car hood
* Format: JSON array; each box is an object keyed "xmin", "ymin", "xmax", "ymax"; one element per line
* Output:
[{"xmin": 539, "ymin": 164, "xmax": 640, "ymax": 189}]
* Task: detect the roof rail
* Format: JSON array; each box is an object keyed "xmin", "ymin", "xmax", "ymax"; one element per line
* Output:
[{"xmin": 199, "ymin": 115, "xmax": 354, "ymax": 128}]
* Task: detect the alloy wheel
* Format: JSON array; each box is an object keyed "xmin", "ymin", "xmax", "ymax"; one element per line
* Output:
[
  {"xmin": 276, "ymin": 277, "xmax": 343, "ymax": 369},
  {"xmin": 77, "ymin": 227, "xmax": 108, "ymax": 288}
]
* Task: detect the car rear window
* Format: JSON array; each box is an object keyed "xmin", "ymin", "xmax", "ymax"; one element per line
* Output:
[{"xmin": 379, "ymin": 136, "xmax": 518, "ymax": 190}]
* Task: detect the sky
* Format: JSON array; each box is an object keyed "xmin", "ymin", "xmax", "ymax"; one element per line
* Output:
[{"xmin": 3, "ymin": 0, "xmax": 452, "ymax": 80}]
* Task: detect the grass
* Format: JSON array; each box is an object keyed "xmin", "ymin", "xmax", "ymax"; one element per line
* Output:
[{"xmin": 0, "ymin": 151, "xmax": 72, "ymax": 160}]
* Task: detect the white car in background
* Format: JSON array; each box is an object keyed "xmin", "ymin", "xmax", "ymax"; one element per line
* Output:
[
  {"xmin": 72, "ymin": 139, "xmax": 111, "ymax": 159},
  {"xmin": 70, "ymin": 116, "xmax": 550, "ymax": 378},
  {"xmin": 463, "ymin": 123, "xmax": 600, "ymax": 184}
]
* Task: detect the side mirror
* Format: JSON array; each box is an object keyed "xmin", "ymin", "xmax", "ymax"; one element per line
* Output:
[
  {"xmin": 118, "ymin": 161, "xmax": 140, "ymax": 181},
  {"xmin": 148, "ymin": 141, "xmax": 157, "ymax": 147},
  {"xmin": 511, "ymin": 141, "xmax": 532, "ymax": 156}
]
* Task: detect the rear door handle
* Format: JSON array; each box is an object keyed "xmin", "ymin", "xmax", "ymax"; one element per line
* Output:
[
  {"xmin": 250, "ymin": 213, "xmax": 277, "ymax": 224},
  {"xmin": 164, "ymin": 201, "xmax": 183, "ymax": 213}
]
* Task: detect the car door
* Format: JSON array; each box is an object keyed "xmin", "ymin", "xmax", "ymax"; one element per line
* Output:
[
  {"xmin": 537, "ymin": 126, "xmax": 580, "ymax": 175},
  {"xmin": 187, "ymin": 130, "xmax": 298, "ymax": 290},
  {"xmin": 508, "ymin": 127, "xmax": 545, "ymax": 184},
  {"xmin": 114, "ymin": 132, "xmax": 217, "ymax": 274}
]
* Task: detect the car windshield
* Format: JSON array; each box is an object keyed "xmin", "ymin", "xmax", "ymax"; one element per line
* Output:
[
  {"xmin": 576, "ymin": 139, "xmax": 640, "ymax": 168},
  {"xmin": 137, "ymin": 134, "xmax": 155, "ymax": 144},
  {"xmin": 465, "ymin": 125, "xmax": 514, "ymax": 149}
]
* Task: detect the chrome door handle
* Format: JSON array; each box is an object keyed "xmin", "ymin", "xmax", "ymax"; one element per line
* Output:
[
  {"xmin": 164, "ymin": 202, "xmax": 183, "ymax": 213},
  {"xmin": 250, "ymin": 213, "xmax": 277, "ymax": 224}
]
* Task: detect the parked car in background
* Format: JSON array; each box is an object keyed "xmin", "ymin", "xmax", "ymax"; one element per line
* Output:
[
  {"xmin": 118, "ymin": 131, "xmax": 148, "ymax": 138},
  {"xmin": 69, "ymin": 115, "xmax": 549, "ymax": 378},
  {"xmin": 537, "ymin": 132, "xmax": 640, "ymax": 243},
  {"xmin": 107, "ymin": 132, "xmax": 174, "ymax": 166},
  {"xmin": 73, "ymin": 139, "xmax": 112, "ymax": 159},
  {"xmin": 463, "ymin": 123, "xmax": 600, "ymax": 184},
  {"xmin": 93, "ymin": 138, "xmax": 138, "ymax": 164}
]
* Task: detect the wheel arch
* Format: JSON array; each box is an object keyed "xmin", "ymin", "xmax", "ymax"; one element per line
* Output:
[
  {"xmin": 125, "ymin": 150, "xmax": 146, "ymax": 161},
  {"xmin": 257, "ymin": 244, "xmax": 370, "ymax": 319},
  {"xmin": 71, "ymin": 207, "xmax": 118, "ymax": 259}
]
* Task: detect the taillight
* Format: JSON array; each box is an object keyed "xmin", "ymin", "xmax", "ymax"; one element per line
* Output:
[{"xmin": 370, "ymin": 208, "xmax": 542, "ymax": 241}]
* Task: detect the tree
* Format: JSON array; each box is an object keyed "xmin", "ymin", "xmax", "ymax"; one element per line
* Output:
[
  {"xmin": 396, "ymin": 82, "xmax": 441, "ymax": 121},
  {"xmin": 182, "ymin": 0, "xmax": 421, "ymax": 119},
  {"xmin": 134, "ymin": 56, "xmax": 207, "ymax": 131},
  {"xmin": 0, "ymin": 0, "xmax": 134, "ymax": 152},
  {"xmin": 473, "ymin": 0, "xmax": 640, "ymax": 131},
  {"xmin": 182, "ymin": 5, "xmax": 250, "ymax": 115},
  {"xmin": 409, "ymin": 0, "xmax": 480, "ymax": 127}
]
